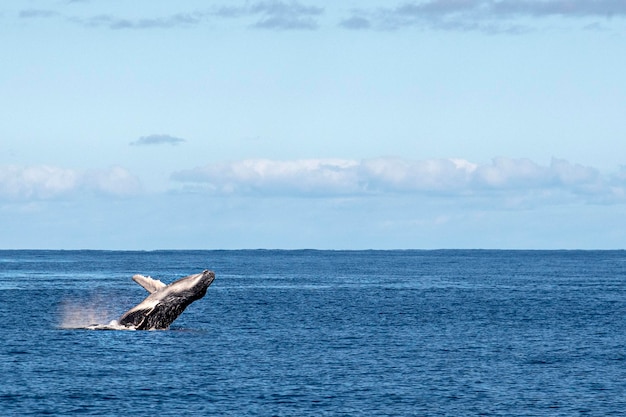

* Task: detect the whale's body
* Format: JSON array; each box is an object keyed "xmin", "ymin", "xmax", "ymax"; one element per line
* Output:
[{"xmin": 118, "ymin": 270, "xmax": 215, "ymax": 330}]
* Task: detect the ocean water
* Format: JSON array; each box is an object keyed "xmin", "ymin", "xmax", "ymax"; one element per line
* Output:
[{"xmin": 1, "ymin": 250, "xmax": 625, "ymax": 416}]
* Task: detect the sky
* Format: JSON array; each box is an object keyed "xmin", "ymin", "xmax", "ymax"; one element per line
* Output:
[{"xmin": 1, "ymin": 0, "xmax": 626, "ymax": 250}]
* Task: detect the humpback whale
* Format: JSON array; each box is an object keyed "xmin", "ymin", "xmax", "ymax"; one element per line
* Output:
[{"xmin": 118, "ymin": 270, "xmax": 215, "ymax": 330}]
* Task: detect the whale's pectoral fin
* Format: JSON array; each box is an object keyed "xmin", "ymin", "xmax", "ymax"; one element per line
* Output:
[{"xmin": 132, "ymin": 274, "xmax": 167, "ymax": 294}]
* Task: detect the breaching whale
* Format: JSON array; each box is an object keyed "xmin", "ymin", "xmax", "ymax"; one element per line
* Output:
[{"xmin": 118, "ymin": 270, "xmax": 215, "ymax": 330}]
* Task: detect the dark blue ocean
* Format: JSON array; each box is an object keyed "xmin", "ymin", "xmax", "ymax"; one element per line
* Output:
[{"xmin": 1, "ymin": 250, "xmax": 625, "ymax": 416}]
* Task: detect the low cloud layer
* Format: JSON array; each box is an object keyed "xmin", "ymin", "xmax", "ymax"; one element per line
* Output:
[
  {"xmin": 130, "ymin": 134, "xmax": 186, "ymax": 146},
  {"xmin": 171, "ymin": 157, "xmax": 626, "ymax": 204},
  {"xmin": 0, "ymin": 165, "xmax": 141, "ymax": 200}
]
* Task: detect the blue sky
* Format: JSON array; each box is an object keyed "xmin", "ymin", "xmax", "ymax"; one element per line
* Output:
[{"xmin": 1, "ymin": 0, "xmax": 625, "ymax": 249}]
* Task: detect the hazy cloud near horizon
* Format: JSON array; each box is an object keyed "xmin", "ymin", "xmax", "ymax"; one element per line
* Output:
[
  {"xmin": 4, "ymin": 157, "xmax": 623, "ymax": 205},
  {"xmin": 0, "ymin": 166, "xmax": 141, "ymax": 200},
  {"xmin": 171, "ymin": 157, "xmax": 626, "ymax": 204}
]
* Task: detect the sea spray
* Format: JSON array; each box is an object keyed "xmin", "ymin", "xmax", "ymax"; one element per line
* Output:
[{"xmin": 58, "ymin": 296, "xmax": 118, "ymax": 329}]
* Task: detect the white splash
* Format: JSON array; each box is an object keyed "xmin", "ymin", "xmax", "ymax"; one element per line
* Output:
[{"xmin": 84, "ymin": 320, "xmax": 136, "ymax": 331}]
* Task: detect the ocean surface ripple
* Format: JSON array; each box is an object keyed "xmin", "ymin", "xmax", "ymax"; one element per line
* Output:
[{"xmin": 1, "ymin": 249, "xmax": 625, "ymax": 416}]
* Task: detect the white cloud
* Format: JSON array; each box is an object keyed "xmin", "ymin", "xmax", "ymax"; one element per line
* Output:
[
  {"xmin": 0, "ymin": 165, "xmax": 141, "ymax": 200},
  {"xmin": 360, "ymin": 157, "xmax": 477, "ymax": 192},
  {"xmin": 84, "ymin": 166, "xmax": 142, "ymax": 196},
  {"xmin": 171, "ymin": 157, "xmax": 626, "ymax": 204},
  {"xmin": 172, "ymin": 158, "xmax": 360, "ymax": 195}
]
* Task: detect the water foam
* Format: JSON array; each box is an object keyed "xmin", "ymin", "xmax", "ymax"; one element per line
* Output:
[{"xmin": 84, "ymin": 320, "xmax": 136, "ymax": 331}]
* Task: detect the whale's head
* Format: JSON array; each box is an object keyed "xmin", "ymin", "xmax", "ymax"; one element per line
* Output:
[
  {"xmin": 161, "ymin": 269, "xmax": 216, "ymax": 302},
  {"xmin": 186, "ymin": 270, "xmax": 215, "ymax": 296},
  {"xmin": 199, "ymin": 269, "xmax": 216, "ymax": 289}
]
